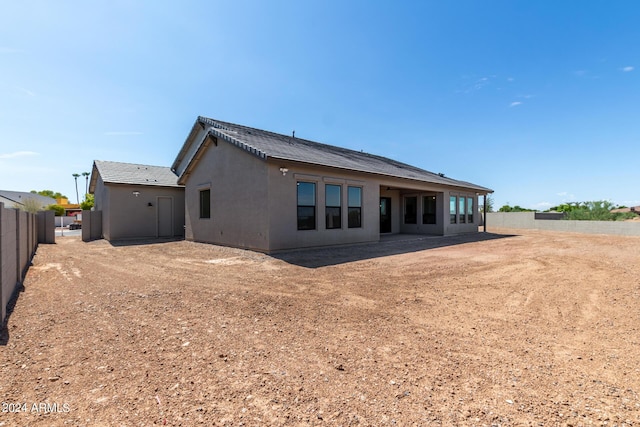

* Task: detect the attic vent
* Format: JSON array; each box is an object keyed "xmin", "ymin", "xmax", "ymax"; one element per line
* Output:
[{"xmin": 438, "ymin": 173, "xmax": 445, "ymax": 177}]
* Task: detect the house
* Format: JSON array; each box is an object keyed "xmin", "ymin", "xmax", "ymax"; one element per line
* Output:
[
  {"xmin": 171, "ymin": 116, "xmax": 493, "ymax": 253},
  {"xmin": 88, "ymin": 160, "xmax": 185, "ymax": 240},
  {"xmin": 55, "ymin": 197, "xmax": 82, "ymax": 217},
  {"xmin": 0, "ymin": 190, "xmax": 55, "ymax": 210}
]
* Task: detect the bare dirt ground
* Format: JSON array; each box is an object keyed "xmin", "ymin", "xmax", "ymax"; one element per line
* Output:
[{"xmin": 1, "ymin": 228, "xmax": 640, "ymax": 426}]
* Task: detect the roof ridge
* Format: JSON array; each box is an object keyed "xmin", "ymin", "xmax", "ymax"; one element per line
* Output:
[{"xmin": 198, "ymin": 117, "xmax": 448, "ymax": 178}]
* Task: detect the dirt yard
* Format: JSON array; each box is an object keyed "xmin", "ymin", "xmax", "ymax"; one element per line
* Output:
[{"xmin": 1, "ymin": 228, "xmax": 639, "ymax": 426}]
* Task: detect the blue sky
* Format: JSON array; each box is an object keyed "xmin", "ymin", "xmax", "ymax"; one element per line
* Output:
[{"xmin": 1, "ymin": 1, "xmax": 638, "ymax": 209}]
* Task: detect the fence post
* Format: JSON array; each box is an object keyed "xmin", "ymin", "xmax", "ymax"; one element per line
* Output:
[{"xmin": 0, "ymin": 202, "xmax": 4, "ymax": 322}]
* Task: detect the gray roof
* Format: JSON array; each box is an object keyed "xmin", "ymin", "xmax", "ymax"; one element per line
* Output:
[
  {"xmin": 174, "ymin": 116, "xmax": 492, "ymax": 193},
  {"xmin": 0, "ymin": 190, "xmax": 56, "ymax": 208},
  {"xmin": 91, "ymin": 160, "xmax": 182, "ymax": 190}
]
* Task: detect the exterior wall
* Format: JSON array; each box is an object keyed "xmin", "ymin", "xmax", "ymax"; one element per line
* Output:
[
  {"xmin": 37, "ymin": 210, "xmax": 55, "ymax": 244},
  {"xmin": 183, "ymin": 141, "xmax": 488, "ymax": 251},
  {"xmin": 379, "ymin": 187, "xmax": 402, "ymax": 234},
  {"xmin": 0, "ymin": 203, "xmax": 38, "ymax": 323},
  {"xmin": 102, "ymin": 184, "xmax": 185, "ymax": 240},
  {"xmin": 444, "ymin": 190, "xmax": 480, "ymax": 235},
  {"xmin": 267, "ymin": 162, "xmax": 380, "ymax": 251},
  {"xmin": 397, "ymin": 191, "xmax": 445, "ymax": 235},
  {"xmin": 487, "ymin": 212, "xmax": 640, "ymax": 236},
  {"xmin": 184, "ymin": 138, "xmax": 270, "ymax": 251},
  {"xmin": 82, "ymin": 210, "xmax": 103, "ymax": 242},
  {"xmin": 174, "ymin": 125, "xmax": 209, "ymax": 177},
  {"xmin": 93, "ymin": 175, "xmax": 110, "ymax": 239}
]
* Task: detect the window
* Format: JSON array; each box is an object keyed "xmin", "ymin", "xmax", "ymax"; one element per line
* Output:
[
  {"xmin": 199, "ymin": 189, "xmax": 210, "ymax": 219},
  {"xmin": 422, "ymin": 196, "xmax": 436, "ymax": 224},
  {"xmin": 404, "ymin": 196, "xmax": 417, "ymax": 224},
  {"xmin": 450, "ymin": 196, "xmax": 457, "ymax": 224},
  {"xmin": 459, "ymin": 197, "xmax": 466, "ymax": 223},
  {"xmin": 297, "ymin": 182, "xmax": 316, "ymax": 230},
  {"xmin": 467, "ymin": 197, "xmax": 474, "ymax": 223},
  {"xmin": 325, "ymin": 184, "xmax": 341, "ymax": 229},
  {"xmin": 348, "ymin": 186, "xmax": 362, "ymax": 228}
]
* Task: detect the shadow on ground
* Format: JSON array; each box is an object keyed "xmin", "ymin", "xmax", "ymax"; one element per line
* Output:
[
  {"xmin": 105, "ymin": 237, "xmax": 185, "ymax": 247},
  {"xmin": 0, "ymin": 283, "xmax": 25, "ymax": 346},
  {"xmin": 273, "ymin": 232, "xmax": 518, "ymax": 268}
]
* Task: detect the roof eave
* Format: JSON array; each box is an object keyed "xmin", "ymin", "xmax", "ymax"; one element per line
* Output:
[{"xmin": 268, "ymin": 156, "xmax": 493, "ymax": 194}]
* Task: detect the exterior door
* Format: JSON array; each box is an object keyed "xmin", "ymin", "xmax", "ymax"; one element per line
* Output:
[
  {"xmin": 157, "ymin": 197, "xmax": 173, "ymax": 237},
  {"xmin": 380, "ymin": 197, "xmax": 392, "ymax": 233}
]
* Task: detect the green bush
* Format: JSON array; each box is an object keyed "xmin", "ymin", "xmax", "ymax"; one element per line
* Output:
[{"xmin": 549, "ymin": 201, "xmax": 636, "ymax": 221}]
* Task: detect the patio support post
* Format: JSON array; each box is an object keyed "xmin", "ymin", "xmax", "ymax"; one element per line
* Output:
[{"xmin": 483, "ymin": 194, "xmax": 487, "ymax": 232}]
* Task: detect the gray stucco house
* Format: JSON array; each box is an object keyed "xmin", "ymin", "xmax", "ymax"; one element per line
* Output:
[
  {"xmin": 0, "ymin": 190, "xmax": 56, "ymax": 210},
  {"xmin": 89, "ymin": 160, "xmax": 185, "ymax": 240},
  {"xmin": 172, "ymin": 116, "xmax": 493, "ymax": 253}
]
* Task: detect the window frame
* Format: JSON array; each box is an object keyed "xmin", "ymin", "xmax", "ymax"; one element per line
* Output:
[
  {"xmin": 467, "ymin": 196, "xmax": 474, "ymax": 223},
  {"xmin": 347, "ymin": 186, "xmax": 362, "ymax": 228},
  {"xmin": 422, "ymin": 195, "xmax": 437, "ymax": 224},
  {"xmin": 404, "ymin": 196, "xmax": 418, "ymax": 224},
  {"xmin": 325, "ymin": 184, "xmax": 342, "ymax": 229},
  {"xmin": 450, "ymin": 196, "xmax": 457, "ymax": 224},
  {"xmin": 199, "ymin": 188, "xmax": 211, "ymax": 219},
  {"xmin": 297, "ymin": 181, "xmax": 316, "ymax": 231},
  {"xmin": 459, "ymin": 197, "xmax": 466, "ymax": 223}
]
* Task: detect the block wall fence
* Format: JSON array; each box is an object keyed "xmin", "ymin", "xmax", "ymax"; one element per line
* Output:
[{"xmin": 0, "ymin": 203, "xmax": 54, "ymax": 324}]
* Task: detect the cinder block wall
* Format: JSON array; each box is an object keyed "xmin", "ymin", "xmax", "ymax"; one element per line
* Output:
[
  {"xmin": 0, "ymin": 203, "xmax": 40, "ymax": 324},
  {"xmin": 487, "ymin": 212, "xmax": 640, "ymax": 236}
]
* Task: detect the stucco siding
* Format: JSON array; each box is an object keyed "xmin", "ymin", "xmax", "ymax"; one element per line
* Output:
[
  {"xmin": 444, "ymin": 191, "xmax": 480, "ymax": 234},
  {"xmin": 104, "ymin": 184, "xmax": 185, "ymax": 240},
  {"xmin": 184, "ymin": 139, "xmax": 269, "ymax": 251},
  {"xmin": 267, "ymin": 162, "xmax": 380, "ymax": 251},
  {"xmin": 174, "ymin": 125, "xmax": 209, "ymax": 178}
]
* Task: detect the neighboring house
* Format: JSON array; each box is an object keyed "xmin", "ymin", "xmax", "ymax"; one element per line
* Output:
[
  {"xmin": 55, "ymin": 197, "xmax": 82, "ymax": 217},
  {"xmin": 88, "ymin": 160, "xmax": 185, "ymax": 240},
  {"xmin": 171, "ymin": 116, "xmax": 493, "ymax": 253},
  {"xmin": 611, "ymin": 206, "xmax": 640, "ymax": 216},
  {"xmin": 0, "ymin": 190, "xmax": 55, "ymax": 210}
]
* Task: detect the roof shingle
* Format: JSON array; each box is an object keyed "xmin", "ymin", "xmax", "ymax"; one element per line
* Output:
[
  {"xmin": 179, "ymin": 116, "xmax": 492, "ymax": 193},
  {"xmin": 93, "ymin": 161, "xmax": 181, "ymax": 188}
]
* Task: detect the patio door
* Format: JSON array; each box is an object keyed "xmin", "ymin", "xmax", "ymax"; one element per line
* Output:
[{"xmin": 380, "ymin": 197, "xmax": 392, "ymax": 233}]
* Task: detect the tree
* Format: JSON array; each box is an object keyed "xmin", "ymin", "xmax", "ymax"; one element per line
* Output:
[
  {"xmin": 480, "ymin": 195, "xmax": 494, "ymax": 213},
  {"xmin": 498, "ymin": 204, "xmax": 534, "ymax": 212},
  {"xmin": 72, "ymin": 173, "xmax": 81, "ymax": 204},
  {"xmin": 47, "ymin": 204, "xmax": 65, "ymax": 216},
  {"xmin": 80, "ymin": 194, "xmax": 94, "ymax": 210},
  {"xmin": 20, "ymin": 197, "xmax": 43, "ymax": 213},
  {"xmin": 31, "ymin": 190, "xmax": 67, "ymax": 200},
  {"xmin": 82, "ymin": 171, "xmax": 90, "ymax": 199},
  {"xmin": 547, "ymin": 201, "xmax": 636, "ymax": 221}
]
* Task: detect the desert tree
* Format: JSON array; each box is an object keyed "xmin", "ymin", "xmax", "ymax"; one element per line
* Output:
[
  {"xmin": 82, "ymin": 171, "xmax": 90, "ymax": 199},
  {"xmin": 72, "ymin": 173, "xmax": 80, "ymax": 204}
]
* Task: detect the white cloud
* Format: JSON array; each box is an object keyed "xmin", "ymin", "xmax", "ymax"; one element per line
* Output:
[
  {"xmin": 0, "ymin": 151, "xmax": 39, "ymax": 159},
  {"xmin": 509, "ymin": 101, "xmax": 522, "ymax": 107},
  {"xmin": 574, "ymin": 70, "xmax": 588, "ymax": 77},
  {"xmin": 16, "ymin": 86, "xmax": 36, "ymax": 97},
  {"xmin": 621, "ymin": 66, "xmax": 634, "ymax": 72},
  {"xmin": 507, "ymin": 77, "xmax": 514, "ymax": 82},
  {"xmin": 103, "ymin": 131, "xmax": 143, "ymax": 136}
]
